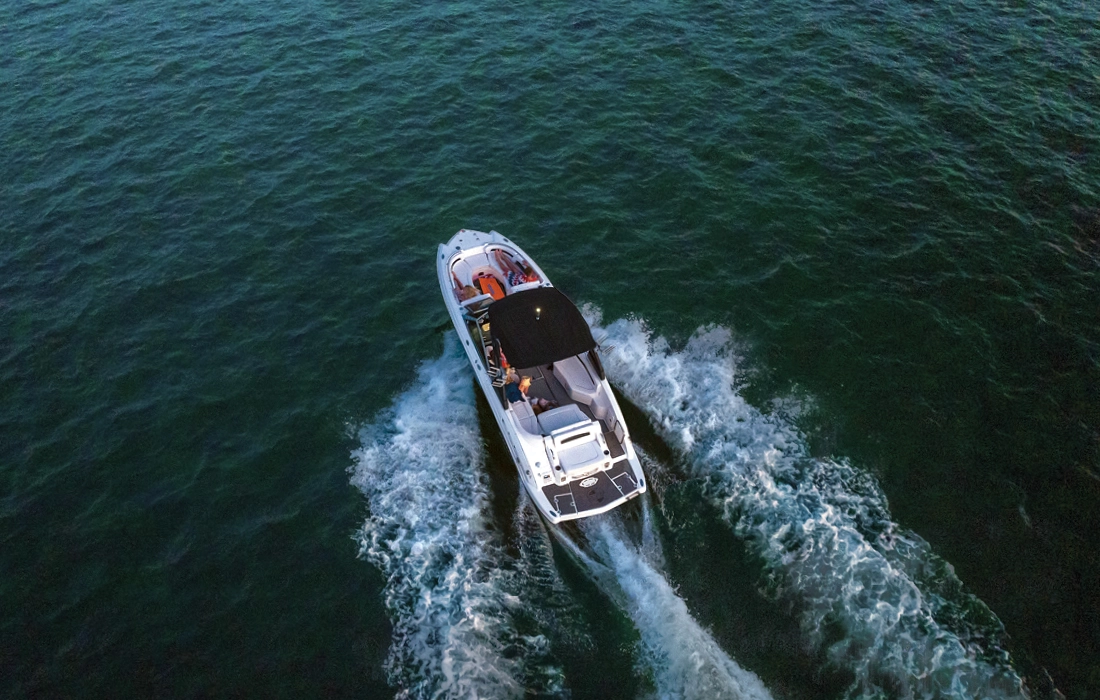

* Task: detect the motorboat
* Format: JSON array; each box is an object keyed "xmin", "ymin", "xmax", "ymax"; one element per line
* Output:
[{"xmin": 436, "ymin": 229, "xmax": 647, "ymax": 524}]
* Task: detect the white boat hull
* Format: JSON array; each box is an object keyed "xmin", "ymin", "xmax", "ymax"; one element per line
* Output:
[{"xmin": 436, "ymin": 229, "xmax": 646, "ymax": 524}]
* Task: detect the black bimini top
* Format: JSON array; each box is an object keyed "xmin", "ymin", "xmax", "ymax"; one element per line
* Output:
[{"xmin": 488, "ymin": 287, "xmax": 596, "ymax": 368}]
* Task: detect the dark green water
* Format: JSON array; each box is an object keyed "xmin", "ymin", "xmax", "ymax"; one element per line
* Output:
[{"xmin": 3, "ymin": 0, "xmax": 1098, "ymax": 697}]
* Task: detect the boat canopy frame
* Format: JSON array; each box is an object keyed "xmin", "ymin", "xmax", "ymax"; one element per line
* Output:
[{"xmin": 488, "ymin": 287, "xmax": 596, "ymax": 369}]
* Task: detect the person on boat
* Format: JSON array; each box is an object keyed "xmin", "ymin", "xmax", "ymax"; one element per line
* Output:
[
  {"xmin": 506, "ymin": 266, "xmax": 538, "ymax": 287},
  {"xmin": 495, "ymin": 249, "xmax": 539, "ymax": 287},
  {"xmin": 505, "ymin": 375, "xmax": 557, "ymax": 414},
  {"xmin": 457, "ymin": 284, "xmax": 480, "ymax": 301}
]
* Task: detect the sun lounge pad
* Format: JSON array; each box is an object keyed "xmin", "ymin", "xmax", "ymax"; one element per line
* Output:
[
  {"xmin": 450, "ymin": 253, "xmax": 495, "ymax": 287},
  {"xmin": 476, "ymin": 276, "xmax": 505, "ymax": 300},
  {"xmin": 557, "ymin": 437, "xmax": 605, "ymax": 478},
  {"xmin": 537, "ymin": 404, "xmax": 590, "ymax": 434}
]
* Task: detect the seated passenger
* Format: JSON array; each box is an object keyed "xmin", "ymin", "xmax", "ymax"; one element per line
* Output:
[
  {"xmin": 506, "ymin": 267, "xmax": 537, "ymax": 287},
  {"xmin": 505, "ymin": 375, "xmax": 557, "ymax": 415},
  {"xmin": 495, "ymin": 249, "xmax": 539, "ymax": 287},
  {"xmin": 504, "ymin": 376, "xmax": 523, "ymax": 404},
  {"xmin": 457, "ymin": 284, "xmax": 480, "ymax": 301}
]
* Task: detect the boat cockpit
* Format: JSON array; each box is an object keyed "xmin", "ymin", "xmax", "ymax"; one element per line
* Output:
[
  {"xmin": 446, "ymin": 246, "xmax": 624, "ymax": 446},
  {"xmin": 449, "ymin": 246, "xmax": 543, "ymax": 314}
]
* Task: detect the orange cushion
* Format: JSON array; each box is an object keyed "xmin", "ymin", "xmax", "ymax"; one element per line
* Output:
[{"xmin": 476, "ymin": 276, "xmax": 505, "ymax": 300}]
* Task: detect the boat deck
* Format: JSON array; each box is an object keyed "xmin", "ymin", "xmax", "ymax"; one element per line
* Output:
[
  {"xmin": 540, "ymin": 459, "xmax": 640, "ymax": 517},
  {"xmin": 517, "ymin": 363, "xmax": 625, "ymax": 459},
  {"xmin": 514, "ymin": 362, "xmax": 640, "ymax": 517}
]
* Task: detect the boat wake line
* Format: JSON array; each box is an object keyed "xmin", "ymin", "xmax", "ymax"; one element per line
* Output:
[
  {"xmin": 588, "ymin": 311, "xmax": 1030, "ymax": 699},
  {"xmin": 549, "ymin": 503, "xmax": 774, "ymax": 700},
  {"xmin": 349, "ymin": 335, "xmax": 775, "ymax": 699},
  {"xmin": 348, "ymin": 336, "xmax": 563, "ymax": 699}
]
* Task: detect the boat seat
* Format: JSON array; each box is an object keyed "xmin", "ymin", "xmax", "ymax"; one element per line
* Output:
[
  {"xmin": 537, "ymin": 404, "xmax": 590, "ymax": 435},
  {"xmin": 557, "ymin": 435, "xmax": 607, "ymax": 479},
  {"xmin": 451, "ymin": 253, "xmax": 496, "ymax": 287},
  {"xmin": 544, "ymin": 421, "xmax": 609, "ymax": 479},
  {"xmin": 508, "ymin": 280, "xmax": 543, "ymax": 294},
  {"xmin": 493, "ymin": 248, "xmax": 525, "ymax": 276},
  {"xmin": 459, "ymin": 293, "xmax": 493, "ymax": 310},
  {"xmin": 553, "ymin": 356, "xmax": 607, "ymax": 419},
  {"xmin": 511, "ymin": 399, "xmax": 539, "ymax": 435}
]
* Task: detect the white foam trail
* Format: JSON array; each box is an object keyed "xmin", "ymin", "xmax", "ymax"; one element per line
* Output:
[
  {"xmin": 349, "ymin": 336, "xmax": 560, "ymax": 699},
  {"xmin": 638, "ymin": 490, "xmax": 666, "ymax": 572},
  {"xmin": 591, "ymin": 315, "xmax": 1029, "ymax": 699},
  {"xmin": 552, "ymin": 518, "xmax": 773, "ymax": 700}
]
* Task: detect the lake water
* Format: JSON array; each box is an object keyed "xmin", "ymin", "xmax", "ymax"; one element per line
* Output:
[{"xmin": 3, "ymin": 0, "xmax": 1098, "ymax": 697}]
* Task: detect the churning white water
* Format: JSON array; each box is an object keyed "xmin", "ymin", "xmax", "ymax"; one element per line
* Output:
[
  {"xmin": 349, "ymin": 337, "xmax": 561, "ymax": 699},
  {"xmin": 591, "ymin": 313, "xmax": 1027, "ymax": 699}
]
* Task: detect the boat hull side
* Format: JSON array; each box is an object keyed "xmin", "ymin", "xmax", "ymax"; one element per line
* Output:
[{"xmin": 436, "ymin": 230, "xmax": 646, "ymax": 525}]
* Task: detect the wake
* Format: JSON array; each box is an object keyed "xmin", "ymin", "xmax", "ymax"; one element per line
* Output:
[
  {"xmin": 552, "ymin": 511, "xmax": 774, "ymax": 700},
  {"xmin": 348, "ymin": 337, "xmax": 562, "ymax": 699},
  {"xmin": 591, "ymin": 314, "xmax": 1030, "ymax": 699},
  {"xmin": 349, "ymin": 335, "xmax": 776, "ymax": 699}
]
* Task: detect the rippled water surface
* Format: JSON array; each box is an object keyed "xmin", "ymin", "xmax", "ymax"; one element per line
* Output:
[{"xmin": 3, "ymin": 0, "xmax": 1098, "ymax": 698}]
